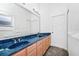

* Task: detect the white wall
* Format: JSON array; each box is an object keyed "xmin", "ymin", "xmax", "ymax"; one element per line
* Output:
[
  {"xmin": 68, "ymin": 3, "xmax": 79, "ymax": 33},
  {"xmin": 39, "ymin": 4, "xmax": 52, "ymax": 33},
  {"xmin": 49, "ymin": 3, "xmax": 79, "ymax": 33},
  {"xmin": 30, "ymin": 13, "xmax": 40, "ymax": 34},
  {"xmin": 39, "ymin": 3, "xmax": 68, "ymax": 49},
  {"xmin": 0, "ymin": 3, "xmax": 32, "ymax": 40},
  {"xmin": 68, "ymin": 33, "xmax": 79, "ymax": 56},
  {"xmin": 39, "ymin": 3, "xmax": 68, "ymax": 33}
]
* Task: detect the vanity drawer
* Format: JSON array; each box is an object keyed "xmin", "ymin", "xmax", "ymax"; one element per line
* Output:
[{"xmin": 42, "ymin": 39, "xmax": 46, "ymax": 55}]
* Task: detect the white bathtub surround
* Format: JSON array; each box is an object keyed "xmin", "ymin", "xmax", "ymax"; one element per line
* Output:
[{"xmin": 68, "ymin": 32, "xmax": 79, "ymax": 56}]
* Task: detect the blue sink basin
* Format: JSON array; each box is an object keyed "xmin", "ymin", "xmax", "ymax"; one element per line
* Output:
[
  {"xmin": 8, "ymin": 41, "xmax": 29, "ymax": 49},
  {"xmin": 21, "ymin": 37, "xmax": 39, "ymax": 43},
  {"xmin": 37, "ymin": 33, "xmax": 50, "ymax": 37},
  {"xmin": 0, "ymin": 40, "xmax": 15, "ymax": 49}
]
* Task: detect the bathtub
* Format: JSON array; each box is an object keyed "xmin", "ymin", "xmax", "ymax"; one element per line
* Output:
[{"xmin": 68, "ymin": 32, "xmax": 79, "ymax": 56}]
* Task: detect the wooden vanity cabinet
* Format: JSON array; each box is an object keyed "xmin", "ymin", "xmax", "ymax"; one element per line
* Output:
[{"xmin": 12, "ymin": 35, "xmax": 51, "ymax": 56}]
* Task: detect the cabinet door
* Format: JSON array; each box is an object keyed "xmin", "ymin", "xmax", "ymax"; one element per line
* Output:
[
  {"xmin": 26, "ymin": 43, "xmax": 36, "ymax": 56},
  {"xmin": 12, "ymin": 48, "xmax": 27, "ymax": 56},
  {"xmin": 45, "ymin": 38, "xmax": 49, "ymax": 50},
  {"xmin": 42, "ymin": 36, "xmax": 51, "ymax": 55},
  {"xmin": 48, "ymin": 36, "xmax": 51, "ymax": 45},
  {"xmin": 36, "ymin": 40, "xmax": 43, "ymax": 56},
  {"xmin": 27, "ymin": 49, "xmax": 36, "ymax": 56},
  {"xmin": 42, "ymin": 39, "xmax": 46, "ymax": 55},
  {"xmin": 45, "ymin": 36, "xmax": 51, "ymax": 50},
  {"xmin": 37, "ymin": 45, "xmax": 42, "ymax": 56}
]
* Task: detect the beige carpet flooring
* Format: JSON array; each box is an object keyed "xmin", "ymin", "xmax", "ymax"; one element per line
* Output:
[{"xmin": 44, "ymin": 46, "xmax": 69, "ymax": 56}]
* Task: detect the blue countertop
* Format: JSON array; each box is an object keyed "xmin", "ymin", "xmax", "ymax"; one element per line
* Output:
[{"xmin": 0, "ymin": 33, "xmax": 51, "ymax": 56}]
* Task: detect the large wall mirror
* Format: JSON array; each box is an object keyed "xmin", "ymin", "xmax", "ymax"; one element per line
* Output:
[
  {"xmin": 0, "ymin": 11, "xmax": 14, "ymax": 30},
  {"xmin": 0, "ymin": 15, "xmax": 13, "ymax": 27}
]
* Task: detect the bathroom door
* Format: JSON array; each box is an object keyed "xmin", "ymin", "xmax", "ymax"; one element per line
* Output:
[{"xmin": 52, "ymin": 13, "xmax": 67, "ymax": 49}]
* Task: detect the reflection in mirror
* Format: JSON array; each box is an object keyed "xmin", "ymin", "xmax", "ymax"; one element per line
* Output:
[{"xmin": 0, "ymin": 15, "xmax": 13, "ymax": 27}]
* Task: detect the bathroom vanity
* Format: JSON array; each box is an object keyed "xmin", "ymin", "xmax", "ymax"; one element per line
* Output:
[{"xmin": 0, "ymin": 33, "xmax": 51, "ymax": 56}]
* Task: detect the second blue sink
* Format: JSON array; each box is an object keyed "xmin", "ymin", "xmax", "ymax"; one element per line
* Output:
[{"xmin": 8, "ymin": 41, "xmax": 29, "ymax": 49}]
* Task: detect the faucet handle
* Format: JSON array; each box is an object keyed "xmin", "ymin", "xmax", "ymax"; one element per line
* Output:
[{"xmin": 18, "ymin": 38, "xmax": 21, "ymax": 42}]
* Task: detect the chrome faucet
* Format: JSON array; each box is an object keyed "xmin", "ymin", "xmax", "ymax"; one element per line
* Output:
[
  {"xmin": 14, "ymin": 39, "xmax": 17, "ymax": 43},
  {"xmin": 18, "ymin": 38, "xmax": 21, "ymax": 42}
]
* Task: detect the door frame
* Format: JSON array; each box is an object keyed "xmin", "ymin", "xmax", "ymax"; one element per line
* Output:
[{"xmin": 51, "ymin": 8, "xmax": 69, "ymax": 50}]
